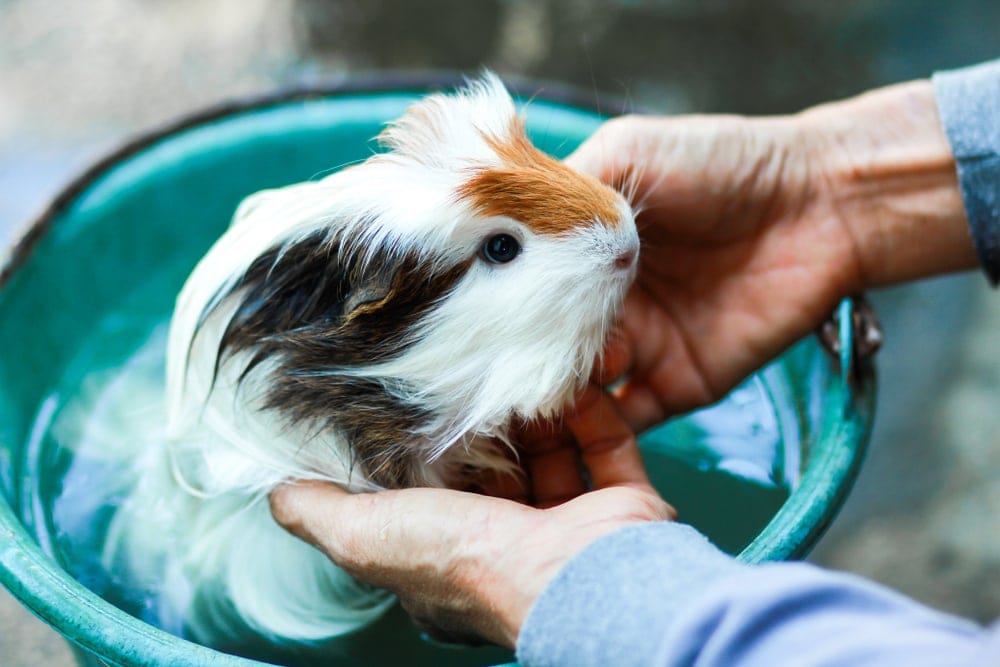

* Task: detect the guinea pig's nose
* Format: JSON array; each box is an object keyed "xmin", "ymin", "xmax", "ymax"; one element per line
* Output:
[{"xmin": 614, "ymin": 248, "xmax": 637, "ymax": 270}]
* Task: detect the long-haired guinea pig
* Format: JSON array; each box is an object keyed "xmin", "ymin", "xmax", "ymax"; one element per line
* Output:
[{"xmin": 113, "ymin": 72, "xmax": 638, "ymax": 645}]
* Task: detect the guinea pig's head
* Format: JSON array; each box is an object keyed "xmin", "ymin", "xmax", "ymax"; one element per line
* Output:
[{"xmin": 167, "ymin": 73, "xmax": 638, "ymax": 489}]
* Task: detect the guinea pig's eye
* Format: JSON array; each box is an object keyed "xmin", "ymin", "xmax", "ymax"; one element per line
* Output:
[{"xmin": 480, "ymin": 234, "xmax": 521, "ymax": 264}]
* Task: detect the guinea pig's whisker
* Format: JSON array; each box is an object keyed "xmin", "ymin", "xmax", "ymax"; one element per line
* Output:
[
  {"xmin": 308, "ymin": 157, "xmax": 369, "ymax": 181},
  {"xmin": 623, "ymin": 160, "xmax": 651, "ymax": 211}
]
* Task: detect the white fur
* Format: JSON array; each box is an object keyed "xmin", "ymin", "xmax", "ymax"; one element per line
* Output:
[{"xmin": 113, "ymin": 72, "xmax": 639, "ymax": 644}]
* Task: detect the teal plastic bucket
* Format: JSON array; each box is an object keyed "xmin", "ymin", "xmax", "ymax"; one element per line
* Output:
[{"xmin": 0, "ymin": 77, "xmax": 875, "ymax": 666}]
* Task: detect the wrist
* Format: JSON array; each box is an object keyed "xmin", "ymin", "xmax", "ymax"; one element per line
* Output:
[
  {"xmin": 797, "ymin": 79, "xmax": 977, "ymax": 289},
  {"xmin": 471, "ymin": 511, "xmax": 587, "ymax": 648},
  {"xmin": 449, "ymin": 504, "xmax": 549, "ymax": 648}
]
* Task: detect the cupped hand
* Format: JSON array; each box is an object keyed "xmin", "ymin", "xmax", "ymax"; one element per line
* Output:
[
  {"xmin": 574, "ymin": 80, "xmax": 975, "ymax": 430},
  {"xmin": 569, "ymin": 113, "xmax": 863, "ymax": 429},
  {"xmin": 270, "ymin": 388, "xmax": 674, "ymax": 649}
]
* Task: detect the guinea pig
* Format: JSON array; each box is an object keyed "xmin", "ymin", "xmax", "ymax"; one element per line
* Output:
[{"xmin": 114, "ymin": 72, "xmax": 639, "ymax": 645}]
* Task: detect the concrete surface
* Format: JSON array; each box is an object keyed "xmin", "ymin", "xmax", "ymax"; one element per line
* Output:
[{"xmin": 1, "ymin": 1, "xmax": 998, "ymax": 664}]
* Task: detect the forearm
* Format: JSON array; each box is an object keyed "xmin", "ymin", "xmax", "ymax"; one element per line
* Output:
[{"xmin": 799, "ymin": 79, "xmax": 978, "ymax": 289}]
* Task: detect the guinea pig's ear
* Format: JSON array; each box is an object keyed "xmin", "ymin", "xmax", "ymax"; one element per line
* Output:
[{"xmin": 341, "ymin": 260, "xmax": 396, "ymax": 317}]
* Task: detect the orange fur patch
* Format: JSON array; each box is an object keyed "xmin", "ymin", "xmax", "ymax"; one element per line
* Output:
[{"xmin": 458, "ymin": 118, "xmax": 622, "ymax": 235}]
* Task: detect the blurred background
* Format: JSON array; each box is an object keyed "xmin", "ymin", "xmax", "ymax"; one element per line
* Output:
[{"xmin": 1, "ymin": 0, "xmax": 998, "ymax": 664}]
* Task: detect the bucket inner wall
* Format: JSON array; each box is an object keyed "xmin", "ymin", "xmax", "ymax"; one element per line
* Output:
[{"xmin": 0, "ymin": 88, "xmax": 874, "ymax": 667}]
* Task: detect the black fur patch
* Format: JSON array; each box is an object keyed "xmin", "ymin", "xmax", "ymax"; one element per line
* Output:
[{"xmin": 211, "ymin": 231, "xmax": 471, "ymax": 488}]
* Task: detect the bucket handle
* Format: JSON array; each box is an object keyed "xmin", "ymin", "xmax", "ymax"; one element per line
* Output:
[{"xmin": 818, "ymin": 295, "xmax": 883, "ymax": 391}]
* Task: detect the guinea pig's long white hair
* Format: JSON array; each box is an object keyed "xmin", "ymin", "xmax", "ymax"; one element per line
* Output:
[{"xmin": 111, "ymin": 72, "xmax": 639, "ymax": 644}]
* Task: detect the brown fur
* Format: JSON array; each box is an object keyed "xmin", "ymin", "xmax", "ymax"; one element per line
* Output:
[{"xmin": 458, "ymin": 118, "xmax": 621, "ymax": 235}]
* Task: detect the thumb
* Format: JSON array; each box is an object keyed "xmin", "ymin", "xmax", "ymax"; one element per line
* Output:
[
  {"xmin": 268, "ymin": 481, "xmax": 486, "ymax": 588},
  {"xmin": 269, "ymin": 480, "xmax": 355, "ymax": 549},
  {"xmin": 269, "ymin": 480, "xmax": 411, "ymax": 583},
  {"xmin": 564, "ymin": 116, "xmax": 639, "ymax": 186},
  {"xmin": 563, "ymin": 131, "xmax": 606, "ymax": 177}
]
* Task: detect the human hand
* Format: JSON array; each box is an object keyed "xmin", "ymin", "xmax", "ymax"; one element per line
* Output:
[
  {"xmin": 570, "ymin": 80, "xmax": 975, "ymax": 429},
  {"xmin": 269, "ymin": 387, "xmax": 675, "ymax": 649}
]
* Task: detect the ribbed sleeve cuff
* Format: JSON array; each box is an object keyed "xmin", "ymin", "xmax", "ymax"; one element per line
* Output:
[
  {"xmin": 515, "ymin": 522, "xmax": 746, "ymax": 667},
  {"xmin": 932, "ymin": 59, "xmax": 1000, "ymax": 285}
]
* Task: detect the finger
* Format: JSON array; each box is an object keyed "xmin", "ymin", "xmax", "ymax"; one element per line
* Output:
[
  {"xmin": 270, "ymin": 483, "xmax": 534, "ymax": 648},
  {"xmin": 269, "ymin": 481, "xmax": 429, "ymax": 577},
  {"xmin": 566, "ymin": 385, "xmax": 653, "ymax": 490},
  {"xmin": 551, "ymin": 484, "xmax": 676, "ymax": 524},
  {"xmin": 563, "ymin": 117, "xmax": 637, "ymax": 184},
  {"xmin": 270, "ymin": 482, "xmax": 515, "ymax": 581},
  {"xmin": 269, "ymin": 480, "xmax": 352, "ymax": 547},
  {"xmin": 516, "ymin": 417, "xmax": 572, "ymax": 456},
  {"xmin": 563, "ymin": 132, "xmax": 606, "ymax": 178},
  {"xmin": 517, "ymin": 416, "xmax": 589, "ymax": 506},
  {"xmin": 611, "ymin": 380, "xmax": 670, "ymax": 434},
  {"xmin": 526, "ymin": 444, "xmax": 587, "ymax": 508}
]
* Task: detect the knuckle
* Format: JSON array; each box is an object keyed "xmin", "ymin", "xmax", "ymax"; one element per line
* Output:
[
  {"xmin": 608, "ymin": 485, "xmax": 673, "ymax": 521},
  {"xmin": 267, "ymin": 488, "xmax": 291, "ymax": 523}
]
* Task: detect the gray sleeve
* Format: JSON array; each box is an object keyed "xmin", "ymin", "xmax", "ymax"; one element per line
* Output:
[
  {"xmin": 514, "ymin": 522, "xmax": 990, "ymax": 667},
  {"xmin": 515, "ymin": 522, "xmax": 746, "ymax": 667},
  {"xmin": 932, "ymin": 59, "xmax": 1000, "ymax": 285}
]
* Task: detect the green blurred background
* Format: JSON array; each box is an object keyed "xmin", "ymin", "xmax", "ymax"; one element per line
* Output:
[{"xmin": 1, "ymin": 1, "xmax": 998, "ymax": 664}]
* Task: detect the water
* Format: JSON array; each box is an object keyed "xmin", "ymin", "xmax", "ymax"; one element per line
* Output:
[
  {"xmin": 16, "ymin": 285, "xmax": 795, "ymax": 666},
  {"xmin": 639, "ymin": 367, "xmax": 801, "ymax": 554}
]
